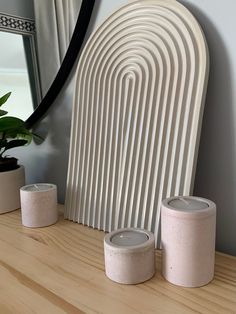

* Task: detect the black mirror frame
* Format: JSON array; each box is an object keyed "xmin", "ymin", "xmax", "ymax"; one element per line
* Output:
[{"xmin": 25, "ymin": 0, "xmax": 95, "ymax": 129}]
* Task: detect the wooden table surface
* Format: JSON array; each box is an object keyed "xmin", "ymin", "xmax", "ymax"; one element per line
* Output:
[{"xmin": 0, "ymin": 205, "xmax": 235, "ymax": 314}]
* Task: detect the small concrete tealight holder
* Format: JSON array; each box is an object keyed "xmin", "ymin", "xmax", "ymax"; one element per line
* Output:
[
  {"xmin": 161, "ymin": 196, "xmax": 216, "ymax": 287},
  {"xmin": 104, "ymin": 228, "xmax": 155, "ymax": 284},
  {"xmin": 20, "ymin": 183, "xmax": 58, "ymax": 228}
]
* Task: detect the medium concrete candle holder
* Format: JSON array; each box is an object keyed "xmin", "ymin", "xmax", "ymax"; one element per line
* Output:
[
  {"xmin": 104, "ymin": 228, "xmax": 155, "ymax": 284},
  {"xmin": 161, "ymin": 196, "xmax": 216, "ymax": 287},
  {"xmin": 20, "ymin": 183, "xmax": 58, "ymax": 228}
]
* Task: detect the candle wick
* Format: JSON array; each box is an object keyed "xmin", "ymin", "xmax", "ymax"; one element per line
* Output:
[
  {"xmin": 120, "ymin": 235, "xmax": 130, "ymax": 239},
  {"xmin": 179, "ymin": 197, "xmax": 189, "ymax": 205},
  {"xmin": 34, "ymin": 184, "xmax": 40, "ymax": 190}
]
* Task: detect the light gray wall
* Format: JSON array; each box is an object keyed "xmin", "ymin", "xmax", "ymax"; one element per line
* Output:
[
  {"xmin": 178, "ymin": 0, "xmax": 236, "ymax": 255},
  {"xmin": 8, "ymin": 0, "xmax": 236, "ymax": 255},
  {"xmin": 0, "ymin": 0, "xmax": 34, "ymax": 19}
]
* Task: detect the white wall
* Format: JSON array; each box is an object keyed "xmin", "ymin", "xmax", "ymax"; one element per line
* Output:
[{"xmin": 9, "ymin": 0, "xmax": 236, "ymax": 255}]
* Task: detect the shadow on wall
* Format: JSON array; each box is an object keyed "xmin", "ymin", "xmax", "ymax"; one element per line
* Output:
[
  {"xmin": 180, "ymin": 1, "xmax": 236, "ymax": 255},
  {"xmin": 33, "ymin": 78, "xmax": 74, "ymax": 204},
  {"xmin": 10, "ymin": 75, "xmax": 74, "ymax": 205}
]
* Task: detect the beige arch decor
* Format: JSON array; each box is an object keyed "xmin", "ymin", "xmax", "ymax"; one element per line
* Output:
[{"xmin": 65, "ymin": 0, "xmax": 209, "ymax": 246}]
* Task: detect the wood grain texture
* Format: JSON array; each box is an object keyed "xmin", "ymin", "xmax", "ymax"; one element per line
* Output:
[{"xmin": 0, "ymin": 205, "xmax": 235, "ymax": 314}]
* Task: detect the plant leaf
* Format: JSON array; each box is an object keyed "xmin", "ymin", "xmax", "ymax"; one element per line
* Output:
[
  {"xmin": 32, "ymin": 132, "xmax": 44, "ymax": 142},
  {"xmin": 0, "ymin": 92, "xmax": 11, "ymax": 107},
  {"xmin": 0, "ymin": 109, "xmax": 8, "ymax": 116},
  {"xmin": 3, "ymin": 139, "xmax": 28, "ymax": 153},
  {"xmin": 5, "ymin": 127, "xmax": 33, "ymax": 143},
  {"xmin": 0, "ymin": 139, "xmax": 7, "ymax": 149},
  {"xmin": 0, "ymin": 116, "xmax": 24, "ymax": 132}
]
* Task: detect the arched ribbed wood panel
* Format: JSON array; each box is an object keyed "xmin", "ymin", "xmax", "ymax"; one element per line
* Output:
[{"xmin": 65, "ymin": 0, "xmax": 209, "ymax": 246}]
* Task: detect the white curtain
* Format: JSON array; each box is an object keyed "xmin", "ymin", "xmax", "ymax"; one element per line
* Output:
[{"xmin": 33, "ymin": 0, "xmax": 82, "ymax": 96}]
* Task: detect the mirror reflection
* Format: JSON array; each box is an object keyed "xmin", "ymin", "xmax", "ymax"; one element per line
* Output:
[
  {"xmin": 0, "ymin": 0, "xmax": 95, "ymax": 127},
  {"xmin": 0, "ymin": 31, "xmax": 34, "ymax": 120},
  {"xmin": 0, "ymin": 11, "xmax": 41, "ymax": 122}
]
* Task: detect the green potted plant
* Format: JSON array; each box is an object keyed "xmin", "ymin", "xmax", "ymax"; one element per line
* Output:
[{"xmin": 0, "ymin": 92, "xmax": 34, "ymax": 214}]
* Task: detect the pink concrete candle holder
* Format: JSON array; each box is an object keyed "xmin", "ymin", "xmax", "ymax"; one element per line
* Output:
[
  {"xmin": 104, "ymin": 228, "xmax": 155, "ymax": 284},
  {"xmin": 20, "ymin": 183, "xmax": 58, "ymax": 228},
  {"xmin": 161, "ymin": 196, "xmax": 216, "ymax": 287}
]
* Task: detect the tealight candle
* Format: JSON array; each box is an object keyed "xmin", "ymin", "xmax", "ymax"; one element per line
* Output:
[
  {"xmin": 20, "ymin": 183, "xmax": 58, "ymax": 228},
  {"xmin": 111, "ymin": 230, "xmax": 148, "ymax": 246},
  {"xmin": 104, "ymin": 228, "xmax": 155, "ymax": 284},
  {"xmin": 161, "ymin": 196, "xmax": 216, "ymax": 287},
  {"xmin": 168, "ymin": 197, "xmax": 209, "ymax": 211}
]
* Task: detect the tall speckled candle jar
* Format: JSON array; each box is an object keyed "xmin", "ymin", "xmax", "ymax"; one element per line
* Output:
[
  {"xmin": 161, "ymin": 196, "xmax": 216, "ymax": 287},
  {"xmin": 20, "ymin": 183, "xmax": 58, "ymax": 228}
]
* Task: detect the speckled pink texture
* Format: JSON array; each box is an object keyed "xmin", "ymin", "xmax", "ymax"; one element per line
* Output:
[
  {"xmin": 161, "ymin": 196, "xmax": 216, "ymax": 287},
  {"xmin": 104, "ymin": 228, "xmax": 155, "ymax": 284},
  {"xmin": 20, "ymin": 184, "xmax": 58, "ymax": 228}
]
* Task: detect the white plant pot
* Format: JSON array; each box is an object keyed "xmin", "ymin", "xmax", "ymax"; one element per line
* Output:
[{"xmin": 0, "ymin": 165, "xmax": 25, "ymax": 214}]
